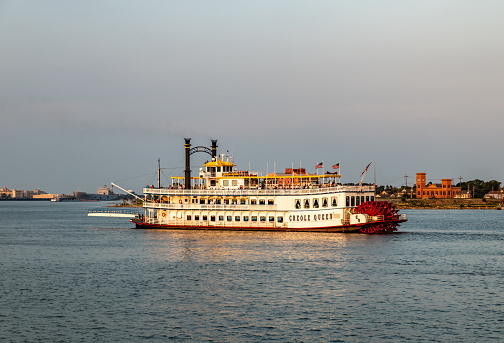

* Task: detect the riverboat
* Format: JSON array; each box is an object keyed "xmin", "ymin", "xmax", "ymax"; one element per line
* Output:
[{"xmin": 130, "ymin": 139, "xmax": 406, "ymax": 233}]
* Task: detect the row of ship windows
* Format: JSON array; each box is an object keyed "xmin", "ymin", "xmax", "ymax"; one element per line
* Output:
[
  {"xmin": 347, "ymin": 195, "xmax": 374, "ymax": 207},
  {"xmin": 221, "ymin": 179, "xmax": 238, "ymax": 186},
  {"xmin": 295, "ymin": 197, "xmax": 337, "ymax": 209},
  {"xmin": 294, "ymin": 195, "xmax": 374, "ymax": 209},
  {"xmin": 192, "ymin": 198, "xmax": 274, "ymax": 205},
  {"xmin": 187, "ymin": 215, "xmax": 283, "ymax": 223}
]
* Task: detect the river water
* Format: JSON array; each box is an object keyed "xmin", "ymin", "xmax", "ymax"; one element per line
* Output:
[{"xmin": 0, "ymin": 201, "xmax": 502, "ymax": 342}]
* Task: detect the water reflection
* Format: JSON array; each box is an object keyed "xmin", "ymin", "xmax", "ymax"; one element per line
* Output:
[{"xmin": 136, "ymin": 229, "xmax": 396, "ymax": 264}]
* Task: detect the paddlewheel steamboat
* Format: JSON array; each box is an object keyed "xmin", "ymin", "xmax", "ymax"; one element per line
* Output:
[{"xmin": 130, "ymin": 139, "xmax": 406, "ymax": 233}]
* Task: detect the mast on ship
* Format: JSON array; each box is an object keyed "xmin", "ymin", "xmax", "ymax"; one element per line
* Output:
[{"xmin": 158, "ymin": 158, "xmax": 161, "ymax": 189}]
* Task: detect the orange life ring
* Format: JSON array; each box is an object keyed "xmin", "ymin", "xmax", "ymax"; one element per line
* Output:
[
  {"xmin": 179, "ymin": 199, "xmax": 182, "ymax": 204},
  {"xmin": 161, "ymin": 212, "xmax": 166, "ymax": 217}
]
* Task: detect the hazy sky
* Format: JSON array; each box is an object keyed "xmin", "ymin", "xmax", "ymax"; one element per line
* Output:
[{"xmin": 1, "ymin": 1, "xmax": 503, "ymax": 194}]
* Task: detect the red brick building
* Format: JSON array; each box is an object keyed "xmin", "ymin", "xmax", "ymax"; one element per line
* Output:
[{"xmin": 416, "ymin": 173, "xmax": 462, "ymax": 198}]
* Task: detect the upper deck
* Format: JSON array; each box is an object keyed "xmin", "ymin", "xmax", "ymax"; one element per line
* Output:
[
  {"xmin": 144, "ymin": 185, "xmax": 375, "ymax": 197},
  {"xmin": 146, "ymin": 139, "xmax": 375, "ymax": 199}
]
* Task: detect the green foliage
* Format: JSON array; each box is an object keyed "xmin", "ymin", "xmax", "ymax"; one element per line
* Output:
[{"xmin": 458, "ymin": 179, "xmax": 501, "ymax": 198}]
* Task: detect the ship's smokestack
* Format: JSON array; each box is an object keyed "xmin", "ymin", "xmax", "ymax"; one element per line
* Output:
[
  {"xmin": 184, "ymin": 138, "xmax": 191, "ymax": 190},
  {"xmin": 211, "ymin": 139, "xmax": 218, "ymax": 159}
]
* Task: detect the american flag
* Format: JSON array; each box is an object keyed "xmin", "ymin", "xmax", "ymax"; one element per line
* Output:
[
  {"xmin": 332, "ymin": 163, "xmax": 340, "ymax": 169},
  {"xmin": 361, "ymin": 162, "xmax": 372, "ymax": 176},
  {"xmin": 315, "ymin": 162, "xmax": 323, "ymax": 169}
]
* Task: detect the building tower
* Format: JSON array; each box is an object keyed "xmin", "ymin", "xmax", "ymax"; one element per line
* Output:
[
  {"xmin": 416, "ymin": 173, "xmax": 426, "ymax": 198},
  {"xmin": 441, "ymin": 179, "xmax": 453, "ymax": 198}
]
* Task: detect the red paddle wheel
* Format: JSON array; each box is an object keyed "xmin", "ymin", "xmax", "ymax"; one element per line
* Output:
[{"xmin": 355, "ymin": 201, "xmax": 401, "ymax": 233}]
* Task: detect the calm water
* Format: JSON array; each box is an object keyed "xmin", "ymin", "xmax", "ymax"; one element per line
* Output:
[{"xmin": 1, "ymin": 201, "xmax": 503, "ymax": 342}]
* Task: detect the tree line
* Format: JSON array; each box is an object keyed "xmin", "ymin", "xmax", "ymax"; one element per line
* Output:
[
  {"xmin": 455, "ymin": 179, "xmax": 501, "ymax": 198},
  {"xmin": 376, "ymin": 179, "xmax": 501, "ymax": 199}
]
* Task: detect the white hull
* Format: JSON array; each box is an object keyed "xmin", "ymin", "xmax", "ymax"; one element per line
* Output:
[{"xmin": 135, "ymin": 186, "xmax": 406, "ymax": 232}]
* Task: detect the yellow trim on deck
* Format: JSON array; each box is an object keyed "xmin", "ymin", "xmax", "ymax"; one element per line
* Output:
[{"xmin": 203, "ymin": 159, "xmax": 236, "ymax": 167}]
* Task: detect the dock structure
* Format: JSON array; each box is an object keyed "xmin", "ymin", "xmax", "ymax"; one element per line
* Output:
[{"xmin": 88, "ymin": 208, "xmax": 141, "ymax": 218}]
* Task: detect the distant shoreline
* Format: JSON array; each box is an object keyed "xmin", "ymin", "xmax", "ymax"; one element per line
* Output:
[
  {"xmin": 0, "ymin": 198, "xmax": 51, "ymax": 201},
  {"xmin": 386, "ymin": 198, "xmax": 502, "ymax": 210},
  {"xmin": 1, "ymin": 198, "xmax": 501, "ymax": 210}
]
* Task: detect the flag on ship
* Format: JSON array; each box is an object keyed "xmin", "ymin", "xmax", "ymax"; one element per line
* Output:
[
  {"xmin": 361, "ymin": 162, "xmax": 372, "ymax": 176},
  {"xmin": 315, "ymin": 162, "xmax": 323, "ymax": 169},
  {"xmin": 332, "ymin": 163, "xmax": 340, "ymax": 169}
]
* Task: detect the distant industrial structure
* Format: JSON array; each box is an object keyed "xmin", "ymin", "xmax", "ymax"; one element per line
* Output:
[
  {"xmin": 1, "ymin": 186, "xmax": 48, "ymax": 199},
  {"xmin": 1, "ymin": 185, "xmax": 133, "ymax": 201}
]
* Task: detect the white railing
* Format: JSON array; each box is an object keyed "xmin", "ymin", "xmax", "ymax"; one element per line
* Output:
[
  {"xmin": 143, "ymin": 202, "xmax": 277, "ymax": 211},
  {"xmin": 88, "ymin": 208, "xmax": 141, "ymax": 215},
  {"xmin": 143, "ymin": 185, "xmax": 375, "ymax": 197}
]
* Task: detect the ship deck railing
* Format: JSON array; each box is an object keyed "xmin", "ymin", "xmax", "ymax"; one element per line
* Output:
[
  {"xmin": 143, "ymin": 202, "xmax": 277, "ymax": 211},
  {"xmin": 143, "ymin": 185, "xmax": 375, "ymax": 197},
  {"xmin": 88, "ymin": 208, "xmax": 142, "ymax": 218}
]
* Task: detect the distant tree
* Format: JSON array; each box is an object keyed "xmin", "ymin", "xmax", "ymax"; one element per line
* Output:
[
  {"xmin": 459, "ymin": 179, "xmax": 501, "ymax": 198},
  {"xmin": 486, "ymin": 180, "xmax": 501, "ymax": 192}
]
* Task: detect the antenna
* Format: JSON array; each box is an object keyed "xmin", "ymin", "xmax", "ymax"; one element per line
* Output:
[
  {"xmin": 158, "ymin": 158, "xmax": 161, "ymax": 189},
  {"xmin": 404, "ymin": 174, "xmax": 408, "ymax": 198}
]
